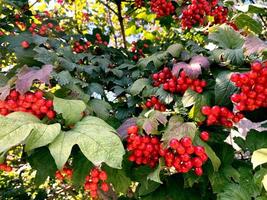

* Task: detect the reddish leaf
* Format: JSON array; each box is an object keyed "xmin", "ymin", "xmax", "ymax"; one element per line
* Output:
[
  {"xmin": 16, "ymin": 65, "xmax": 53, "ymax": 94},
  {"xmin": 117, "ymin": 118, "xmax": 137, "ymax": 139},
  {"xmin": 172, "ymin": 56, "xmax": 209, "ymax": 78},
  {"xmin": 0, "ymin": 85, "xmax": 11, "ymax": 100},
  {"xmin": 244, "ymin": 35, "xmax": 267, "ymax": 56}
]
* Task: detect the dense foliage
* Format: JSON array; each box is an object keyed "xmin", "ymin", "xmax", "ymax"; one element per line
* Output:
[{"xmin": 0, "ymin": 0, "xmax": 267, "ymax": 199}]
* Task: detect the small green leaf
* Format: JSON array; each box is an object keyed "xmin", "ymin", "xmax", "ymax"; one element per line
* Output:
[
  {"xmin": 195, "ymin": 137, "xmax": 221, "ymax": 171},
  {"xmin": 49, "ymin": 116, "xmax": 125, "ymax": 170},
  {"xmin": 166, "ymin": 43, "xmax": 183, "ymax": 58},
  {"xmin": 147, "ymin": 159, "xmax": 164, "ymax": 184},
  {"xmin": 89, "ymin": 99, "xmax": 112, "ymax": 120},
  {"xmin": 217, "ymin": 184, "xmax": 250, "ymax": 200},
  {"xmin": 53, "ymin": 97, "xmax": 86, "ymax": 126},
  {"xmin": 129, "ymin": 78, "xmax": 151, "ymax": 96},
  {"xmin": 215, "ymin": 71, "xmax": 237, "ymax": 106},
  {"xmin": 28, "ymin": 147, "xmax": 57, "ymax": 186},
  {"xmin": 234, "ymin": 14, "xmax": 262, "ymax": 34}
]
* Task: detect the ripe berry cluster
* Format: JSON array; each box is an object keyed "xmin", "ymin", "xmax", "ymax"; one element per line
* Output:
[
  {"xmin": 201, "ymin": 105, "xmax": 243, "ymax": 127},
  {"xmin": 181, "ymin": 0, "xmax": 228, "ymax": 29},
  {"xmin": 134, "ymin": 0, "xmax": 143, "ymax": 8},
  {"xmin": 55, "ymin": 167, "xmax": 73, "ymax": 180},
  {"xmin": 73, "ymin": 41, "xmax": 91, "ymax": 53},
  {"xmin": 0, "ymin": 90, "xmax": 56, "ymax": 119},
  {"xmin": 145, "ymin": 96, "xmax": 166, "ymax": 111},
  {"xmin": 230, "ymin": 61, "xmax": 267, "ymax": 111},
  {"xmin": 84, "ymin": 167, "xmax": 109, "ymax": 198},
  {"xmin": 127, "ymin": 126, "xmax": 161, "ymax": 168},
  {"xmin": 160, "ymin": 137, "xmax": 208, "ymax": 176},
  {"xmin": 28, "ymin": 22, "xmax": 57, "ymax": 36},
  {"xmin": 0, "ymin": 163, "xmax": 12, "ymax": 172},
  {"xmin": 131, "ymin": 41, "xmax": 148, "ymax": 61},
  {"xmin": 152, "ymin": 68, "xmax": 207, "ymax": 94},
  {"xmin": 150, "ymin": 0, "xmax": 175, "ymax": 18},
  {"xmin": 95, "ymin": 33, "xmax": 108, "ymax": 46}
]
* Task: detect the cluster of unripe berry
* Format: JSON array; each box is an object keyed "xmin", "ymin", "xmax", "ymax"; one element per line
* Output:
[
  {"xmin": 150, "ymin": 0, "xmax": 175, "ymax": 17},
  {"xmin": 127, "ymin": 126, "xmax": 161, "ymax": 168},
  {"xmin": 201, "ymin": 105, "xmax": 243, "ymax": 127},
  {"xmin": 0, "ymin": 90, "xmax": 56, "ymax": 119},
  {"xmin": 230, "ymin": 61, "xmax": 267, "ymax": 111},
  {"xmin": 131, "ymin": 41, "xmax": 148, "ymax": 61},
  {"xmin": 181, "ymin": 0, "xmax": 228, "ymax": 29},
  {"xmin": 84, "ymin": 167, "xmax": 109, "ymax": 198},
  {"xmin": 126, "ymin": 126, "xmax": 209, "ymax": 176},
  {"xmin": 55, "ymin": 167, "xmax": 73, "ymax": 180},
  {"xmin": 145, "ymin": 96, "xmax": 166, "ymax": 111},
  {"xmin": 161, "ymin": 137, "xmax": 208, "ymax": 176},
  {"xmin": 73, "ymin": 41, "xmax": 91, "ymax": 53},
  {"xmin": 152, "ymin": 68, "xmax": 207, "ymax": 94},
  {"xmin": 0, "ymin": 163, "xmax": 12, "ymax": 172}
]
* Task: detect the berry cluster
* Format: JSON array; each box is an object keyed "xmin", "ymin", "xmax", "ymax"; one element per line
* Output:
[
  {"xmin": 230, "ymin": 61, "xmax": 267, "ymax": 111},
  {"xmin": 150, "ymin": 0, "xmax": 175, "ymax": 18},
  {"xmin": 181, "ymin": 0, "xmax": 228, "ymax": 29},
  {"xmin": 201, "ymin": 105, "xmax": 243, "ymax": 127},
  {"xmin": 0, "ymin": 163, "xmax": 12, "ymax": 172},
  {"xmin": 95, "ymin": 33, "xmax": 108, "ymax": 46},
  {"xmin": 84, "ymin": 167, "xmax": 109, "ymax": 198},
  {"xmin": 127, "ymin": 126, "xmax": 161, "ymax": 168},
  {"xmin": 131, "ymin": 41, "xmax": 148, "ymax": 61},
  {"xmin": 28, "ymin": 22, "xmax": 59, "ymax": 36},
  {"xmin": 160, "ymin": 137, "xmax": 208, "ymax": 176},
  {"xmin": 134, "ymin": 0, "xmax": 143, "ymax": 8},
  {"xmin": 73, "ymin": 41, "xmax": 91, "ymax": 53},
  {"xmin": 55, "ymin": 167, "xmax": 73, "ymax": 180},
  {"xmin": 152, "ymin": 68, "xmax": 207, "ymax": 94},
  {"xmin": 0, "ymin": 90, "xmax": 56, "ymax": 119},
  {"xmin": 145, "ymin": 96, "xmax": 166, "ymax": 111}
]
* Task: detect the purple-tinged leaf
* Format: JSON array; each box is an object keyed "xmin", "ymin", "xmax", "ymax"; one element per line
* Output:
[
  {"xmin": 16, "ymin": 65, "xmax": 53, "ymax": 94},
  {"xmin": 143, "ymin": 119, "xmax": 158, "ymax": 135},
  {"xmin": 0, "ymin": 85, "xmax": 11, "ymax": 100},
  {"xmin": 117, "ymin": 118, "xmax": 137, "ymax": 139},
  {"xmin": 243, "ymin": 36, "xmax": 267, "ymax": 56},
  {"xmin": 172, "ymin": 62, "xmax": 190, "ymax": 76},
  {"xmin": 172, "ymin": 56, "xmax": 210, "ymax": 79}
]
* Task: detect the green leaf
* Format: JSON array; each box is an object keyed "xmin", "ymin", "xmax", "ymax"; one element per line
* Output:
[
  {"xmin": 138, "ymin": 180, "xmax": 160, "ymax": 196},
  {"xmin": 195, "ymin": 137, "xmax": 221, "ymax": 171},
  {"xmin": 234, "ymin": 130, "xmax": 267, "ymax": 152},
  {"xmin": 89, "ymin": 99, "xmax": 112, "ymax": 120},
  {"xmin": 162, "ymin": 116, "xmax": 196, "ymax": 146},
  {"xmin": 87, "ymin": 82, "xmax": 104, "ymax": 96},
  {"xmin": 209, "ymin": 25, "xmax": 245, "ymax": 65},
  {"xmin": 72, "ymin": 150, "xmax": 93, "ymax": 187},
  {"xmin": 251, "ymin": 148, "xmax": 267, "ymax": 169},
  {"xmin": 0, "ymin": 112, "xmax": 61, "ymax": 153},
  {"xmin": 234, "ymin": 14, "xmax": 262, "ymax": 34},
  {"xmin": 28, "ymin": 147, "xmax": 57, "ymax": 186},
  {"xmin": 104, "ymin": 166, "xmax": 131, "ymax": 194},
  {"xmin": 129, "ymin": 78, "xmax": 151, "ymax": 96},
  {"xmin": 53, "ymin": 97, "xmax": 86, "ymax": 126},
  {"xmin": 182, "ymin": 89, "xmax": 199, "ymax": 107},
  {"xmin": 49, "ymin": 116, "xmax": 125, "ymax": 169},
  {"xmin": 147, "ymin": 160, "xmax": 164, "ymax": 184},
  {"xmin": 217, "ymin": 184, "xmax": 250, "ymax": 200},
  {"xmin": 166, "ymin": 43, "xmax": 183, "ymax": 58},
  {"xmin": 215, "ymin": 71, "xmax": 237, "ymax": 106}
]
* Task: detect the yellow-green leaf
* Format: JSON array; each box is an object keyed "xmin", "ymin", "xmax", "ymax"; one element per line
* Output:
[{"xmin": 251, "ymin": 148, "xmax": 267, "ymax": 169}]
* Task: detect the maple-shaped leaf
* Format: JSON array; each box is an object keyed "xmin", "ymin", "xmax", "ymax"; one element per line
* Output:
[
  {"xmin": 0, "ymin": 85, "xmax": 11, "ymax": 100},
  {"xmin": 243, "ymin": 35, "xmax": 267, "ymax": 56},
  {"xmin": 172, "ymin": 55, "xmax": 209, "ymax": 78},
  {"xmin": 16, "ymin": 65, "xmax": 53, "ymax": 94}
]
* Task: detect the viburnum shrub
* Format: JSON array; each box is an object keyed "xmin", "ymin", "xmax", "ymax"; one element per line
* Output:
[
  {"xmin": 0, "ymin": 0, "xmax": 267, "ymax": 199},
  {"xmin": 230, "ymin": 61, "xmax": 267, "ymax": 111}
]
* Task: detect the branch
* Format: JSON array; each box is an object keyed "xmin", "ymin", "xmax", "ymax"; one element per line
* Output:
[
  {"xmin": 116, "ymin": 1, "xmax": 127, "ymax": 48},
  {"xmin": 98, "ymin": 0, "xmax": 118, "ymax": 15}
]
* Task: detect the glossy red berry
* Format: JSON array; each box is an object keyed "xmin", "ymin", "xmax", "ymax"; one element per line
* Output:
[
  {"xmin": 200, "ymin": 131, "xmax": 209, "ymax": 141},
  {"xmin": 21, "ymin": 41, "xmax": 30, "ymax": 48}
]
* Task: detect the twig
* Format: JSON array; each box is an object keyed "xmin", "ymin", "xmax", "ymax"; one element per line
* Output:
[
  {"xmin": 98, "ymin": 0, "xmax": 118, "ymax": 15},
  {"xmin": 116, "ymin": 1, "xmax": 127, "ymax": 48}
]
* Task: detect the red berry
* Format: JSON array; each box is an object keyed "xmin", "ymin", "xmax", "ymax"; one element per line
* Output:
[
  {"xmin": 101, "ymin": 182, "xmax": 109, "ymax": 192},
  {"xmin": 180, "ymin": 137, "xmax": 192, "ymax": 147},
  {"xmin": 99, "ymin": 171, "xmax": 107, "ymax": 181},
  {"xmin": 21, "ymin": 41, "xmax": 30, "ymax": 49},
  {"xmin": 200, "ymin": 131, "xmax": 209, "ymax": 141},
  {"xmin": 195, "ymin": 167, "xmax": 203, "ymax": 176}
]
